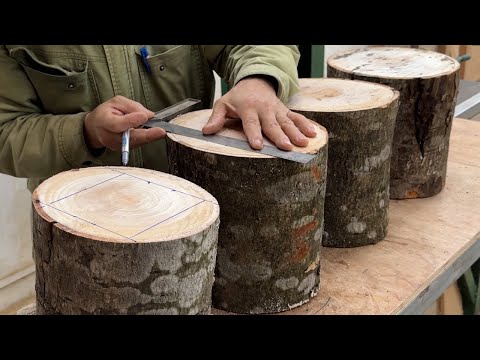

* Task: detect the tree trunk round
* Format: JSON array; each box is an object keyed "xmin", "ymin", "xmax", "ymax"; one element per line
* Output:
[
  {"xmin": 166, "ymin": 110, "xmax": 329, "ymax": 314},
  {"xmin": 327, "ymin": 47, "xmax": 460, "ymax": 199},
  {"xmin": 288, "ymin": 78, "xmax": 400, "ymax": 247},
  {"xmin": 32, "ymin": 166, "xmax": 220, "ymax": 315}
]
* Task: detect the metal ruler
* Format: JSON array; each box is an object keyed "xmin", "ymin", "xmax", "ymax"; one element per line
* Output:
[
  {"xmin": 147, "ymin": 98, "xmax": 202, "ymax": 125},
  {"xmin": 153, "ymin": 122, "xmax": 317, "ymax": 164},
  {"xmin": 143, "ymin": 98, "xmax": 316, "ymax": 164}
]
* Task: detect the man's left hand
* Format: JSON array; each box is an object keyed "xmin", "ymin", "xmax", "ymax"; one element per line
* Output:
[{"xmin": 202, "ymin": 77, "xmax": 317, "ymax": 151}]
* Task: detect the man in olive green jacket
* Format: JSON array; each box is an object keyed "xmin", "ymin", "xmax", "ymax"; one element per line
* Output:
[{"xmin": 0, "ymin": 45, "xmax": 316, "ymax": 192}]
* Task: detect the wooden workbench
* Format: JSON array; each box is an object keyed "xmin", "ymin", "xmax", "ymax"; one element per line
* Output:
[
  {"xmin": 17, "ymin": 118, "xmax": 480, "ymax": 316},
  {"xmin": 275, "ymin": 118, "xmax": 480, "ymax": 315}
]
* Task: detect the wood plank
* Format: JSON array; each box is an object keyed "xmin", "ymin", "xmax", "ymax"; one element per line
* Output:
[
  {"xmin": 449, "ymin": 118, "xmax": 480, "ymax": 167},
  {"xmin": 424, "ymin": 301, "xmax": 439, "ymax": 315},
  {"xmin": 463, "ymin": 46, "xmax": 480, "ymax": 81},
  {"xmin": 438, "ymin": 283, "xmax": 463, "ymax": 315}
]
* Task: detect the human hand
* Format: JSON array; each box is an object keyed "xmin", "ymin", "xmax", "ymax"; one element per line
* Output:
[
  {"xmin": 202, "ymin": 77, "xmax": 317, "ymax": 150},
  {"xmin": 83, "ymin": 95, "xmax": 165, "ymax": 151}
]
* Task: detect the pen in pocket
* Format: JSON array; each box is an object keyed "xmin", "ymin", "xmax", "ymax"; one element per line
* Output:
[{"xmin": 140, "ymin": 46, "xmax": 151, "ymax": 74}]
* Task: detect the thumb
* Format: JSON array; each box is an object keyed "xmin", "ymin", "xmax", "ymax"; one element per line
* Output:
[{"xmin": 203, "ymin": 101, "xmax": 228, "ymax": 134}]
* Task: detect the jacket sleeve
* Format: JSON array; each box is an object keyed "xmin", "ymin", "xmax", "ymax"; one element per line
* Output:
[
  {"xmin": 0, "ymin": 46, "xmax": 99, "ymax": 179},
  {"xmin": 201, "ymin": 45, "xmax": 300, "ymax": 103}
]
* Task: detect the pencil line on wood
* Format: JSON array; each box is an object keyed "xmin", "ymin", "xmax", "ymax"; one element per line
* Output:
[
  {"xmin": 38, "ymin": 201, "xmax": 138, "ymax": 243},
  {"xmin": 50, "ymin": 173, "xmax": 124, "ymax": 205},
  {"xmin": 110, "ymin": 169, "xmax": 219, "ymax": 205},
  {"xmin": 130, "ymin": 200, "xmax": 206, "ymax": 239}
]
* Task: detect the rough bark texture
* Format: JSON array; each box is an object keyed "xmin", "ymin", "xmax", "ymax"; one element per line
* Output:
[
  {"xmin": 32, "ymin": 206, "xmax": 219, "ymax": 315},
  {"xmin": 166, "ymin": 141, "xmax": 328, "ymax": 314},
  {"xmin": 328, "ymin": 66, "xmax": 459, "ymax": 199},
  {"xmin": 296, "ymin": 101, "xmax": 399, "ymax": 247}
]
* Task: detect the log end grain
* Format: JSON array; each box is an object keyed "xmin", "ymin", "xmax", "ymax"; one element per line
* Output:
[{"xmin": 32, "ymin": 166, "xmax": 220, "ymax": 315}]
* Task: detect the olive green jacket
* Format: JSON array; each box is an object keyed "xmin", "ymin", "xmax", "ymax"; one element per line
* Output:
[{"xmin": 0, "ymin": 45, "xmax": 300, "ymax": 191}]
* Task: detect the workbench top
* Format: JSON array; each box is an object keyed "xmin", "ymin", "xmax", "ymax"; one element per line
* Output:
[{"xmin": 275, "ymin": 118, "xmax": 480, "ymax": 315}]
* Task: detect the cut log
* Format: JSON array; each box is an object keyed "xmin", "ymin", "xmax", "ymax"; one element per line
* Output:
[
  {"xmin": 32, "ymin": 166, "xmax": 220, "ymax": 315},
  {"xmin": 288, "ymin": 78, "xmax": 399, "ymax": 247},
  {"xmin": 327, "ymin": 47, "xmax": 460, "ymax": 199},
  {"xmin": 166, "ymin": 110, "xmax": 329, "ymax": 314}
]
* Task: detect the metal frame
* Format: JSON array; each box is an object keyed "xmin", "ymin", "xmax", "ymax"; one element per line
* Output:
[
  {"xmin": 310, "ymin": 45, "xmax": 325, "ymax": 78},
  {"xmin": 454, "ymin": 92, "xmax": 480, "ymax": 119},
  {"xmin": 458, "ymin": 259, "xmax": 480, "ymax": 315}
]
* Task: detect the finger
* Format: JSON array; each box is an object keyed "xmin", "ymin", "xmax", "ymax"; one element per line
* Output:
[
  {"xmin": 276, "ymin": 113, "xmax": 309, "ymax": 147},
  {"xmin": 105, "ymin": 112, "xmax": 150, "ymax": 133},
  {"xmin": 129, "ymin": 128, "xmax": 166, "ymax": 148},
  {"xmin": 101, "ymin": 131, "xmax": 123, "ymax": 151},
  {"xmin": 240, "ymin": 110, "xmax": 264, "ymax": 150},
  {"xmin": 287, "ymin": 111, "xmax": 317, "ymax": 138},
  {"xmin": 112, "ymin": 109, "xmax": 124, "ymax": 116},
  {"xmin": 259, "ymin": 111, "xmax": 293, "ymax": 151},
  {"xmin": 110, "ymin": 95, "xmax": 155, "ymax": 118},
  {"xmin": 203, "ymin": 101, "xmax": 228, "ymax": 134}
]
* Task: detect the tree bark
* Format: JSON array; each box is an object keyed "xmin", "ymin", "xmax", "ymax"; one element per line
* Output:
[
  {"xmin": 166, "ymin": 110, "xmax": 329, "ymax": 314},
  {"xmin": 288, "ymin": 78, "xmax": 399, "ymax": 247},
  {"xmin": 327, "ymin": 47, "xmax": 460, "ymax": 199},
  {"xmin": 32, "ymin": 166, "xmax": 219, "ymax": 315}
]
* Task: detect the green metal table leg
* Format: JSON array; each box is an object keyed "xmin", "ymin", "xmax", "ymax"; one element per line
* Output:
[
  {"xmin": 311, "ymin": 45, "xmax": 325, "ymax": 78},
  {"xmin": 473, "ymin": 259, "xmax": 480, "ymax": 315},
  {"xmin": 458, "ymin": 258, "xmax": 480, "ymax": 315}
]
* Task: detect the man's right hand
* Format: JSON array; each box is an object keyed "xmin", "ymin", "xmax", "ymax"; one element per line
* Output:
[{"xmin": 83, "ymin": 95, "xmax": 166, "ymax": 151}]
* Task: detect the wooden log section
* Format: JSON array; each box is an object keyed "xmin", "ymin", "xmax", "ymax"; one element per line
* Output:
[
  {"xmin": 327, "ymin": 47, "xmax": 460, "ymax": 199},
  {"xmin": 288, "ymin": 78, "xmax": 400, "ymax": 247},
  {"xmin": 166, "ymin": 110, "xmax": 329, "ymax": 314},
  {"xmin": 32, "ymin": 166, "xmax": 220, "ymax": 315}
]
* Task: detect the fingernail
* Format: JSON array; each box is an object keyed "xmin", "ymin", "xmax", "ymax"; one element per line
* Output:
[
  {"xmin": 254, "ymin": 139, "xmax": 263, "ymax": 148},
  {"xmin": 310, "ymin": 126, "xmax": 317, "ymax": 132}
]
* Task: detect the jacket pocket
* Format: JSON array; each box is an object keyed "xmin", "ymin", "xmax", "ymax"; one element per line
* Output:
[
  {"xmin": 135, "ymin": 45, "xmax": 201, "ymax": 111},
  {"xmin": 9, "ymin": 47, "xmax": 100, "ymax": 114}
]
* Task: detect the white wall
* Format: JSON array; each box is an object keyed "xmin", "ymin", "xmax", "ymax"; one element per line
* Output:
[{"xmin": 0, "ymin": 174, "xmax": 35, "ymax": 313}]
